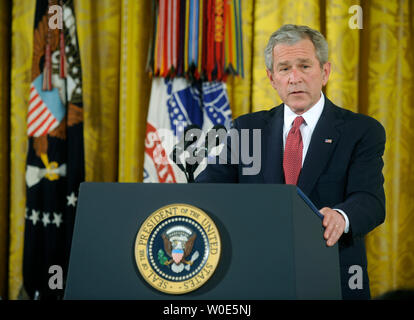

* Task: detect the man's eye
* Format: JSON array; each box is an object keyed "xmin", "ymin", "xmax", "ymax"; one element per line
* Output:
[{"xmin": 303, "ymin": 65, "xmax": 310, "ymax": 69}]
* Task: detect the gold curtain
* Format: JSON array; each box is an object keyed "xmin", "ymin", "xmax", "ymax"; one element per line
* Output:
[
  {"xmin": 4, "ymin": 0, "xmax": 414, "ymax": 299},
  {"xmin": 8, "ymin": 0, "xmax": 36, "ymax": 300},
  {"xmin": 74, "ymin": 0, "xmax": 152, "ymax": 182},
  {"xmin": 362, "ymin": 0, "xmax": 414, "ymax": 295},
  {"xmin": 0, "ymin": 0, "xmax": 11, "ymax": 299}
]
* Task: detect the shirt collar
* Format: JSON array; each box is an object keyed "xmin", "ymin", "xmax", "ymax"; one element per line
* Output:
[{"xmin": 284, "ymin": 92, "xmax": 325, "ymax": 130}]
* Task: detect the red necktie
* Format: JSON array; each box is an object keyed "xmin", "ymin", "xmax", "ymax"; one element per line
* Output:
[{"xmin": 283, "ymin": 116, "xmax": 304, "ymax": 185}]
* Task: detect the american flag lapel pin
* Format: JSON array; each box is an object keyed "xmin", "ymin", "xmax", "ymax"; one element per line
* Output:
[{"xmin": 324, "ymin": 138, "xmax": 333, "ymax": 144}]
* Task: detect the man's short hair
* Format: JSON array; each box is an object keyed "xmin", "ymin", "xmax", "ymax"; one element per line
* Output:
[{"xmin": 264, "ymin": 24, "xmax": 329, "ymax": 71}]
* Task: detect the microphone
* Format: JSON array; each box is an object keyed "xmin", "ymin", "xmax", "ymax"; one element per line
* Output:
[
  {"xmin": 197, "ymin": 124, "xmax": 227, "ymax": 159},
  {"xmin": 188, "ymin": 124, "xmax": 228, "ymax": 183},
  {"xmin": 170, "ymin": 124, "xmax": 227, "ymax": 183},
  {"xmin": 170, "ymin": 124, "xmax": 202, "ymax": 177}
]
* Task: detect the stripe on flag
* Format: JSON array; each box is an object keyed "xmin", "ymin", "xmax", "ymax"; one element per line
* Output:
[{"xmin": 27, "ymin": 83, "xmax": 59, "ymax": 137}]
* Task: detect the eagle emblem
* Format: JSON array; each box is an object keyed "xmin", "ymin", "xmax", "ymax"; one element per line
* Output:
[
  {"xmin": 160, "ymin": 225, "xmax": 199, "ymax": 273},
  {"xmin": 135, "ymin": 204, "xmax": 221, "ymax": 294}
]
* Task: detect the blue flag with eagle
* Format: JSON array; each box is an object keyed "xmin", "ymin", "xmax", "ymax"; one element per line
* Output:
[
  {"xmin": 144, "ymin": 78, "xmax": 232, "ymax": 183},
  {"xmin": 23, "ymin": 0, "xmax": 84, "ymax": 299}
]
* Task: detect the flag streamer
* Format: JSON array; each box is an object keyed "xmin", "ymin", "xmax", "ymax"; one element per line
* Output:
[
  {"xmin": 144, "ymin": 0, "xmax": 242, "ymax": 183},
  {"xmin": 148, "ymin": 0, "xmax": 244, "ymax": 81}
]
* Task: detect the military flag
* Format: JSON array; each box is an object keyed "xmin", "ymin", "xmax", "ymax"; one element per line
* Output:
[
  {"xmin": 143, "ymin": 78, "xmax": 232, "ymax": 183},
  {"xmin": 144, "ymin": 0, "xmax": 243, "ymax": 183},
  {"xmin": 23, "ymin": 0, "xmax": 84, "ymax": 299}
]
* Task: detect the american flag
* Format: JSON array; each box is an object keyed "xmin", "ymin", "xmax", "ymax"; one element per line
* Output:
[{"xmin": 27, "ymin": 78, "xmax": 64, "ymax": 137}]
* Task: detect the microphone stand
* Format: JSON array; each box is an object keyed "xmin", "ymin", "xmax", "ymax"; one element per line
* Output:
[
  {"xmin": 170, "ymin": 124, "xmax": 227, "ymax": 183},
  {"xmin": 170, "ymin": 125, "xmax": 201, "ymax": 183},
  {"xmin": 185, "ymin": 124, "xmax": 227, "ymax": 183}
]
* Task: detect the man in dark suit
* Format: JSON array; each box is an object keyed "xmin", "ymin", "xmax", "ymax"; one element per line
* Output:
[{"xmin": 196, "ymin": 24, "xmax": 386, "ymax": 300}]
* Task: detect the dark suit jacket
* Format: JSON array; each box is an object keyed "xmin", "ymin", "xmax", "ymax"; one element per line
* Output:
[{"xmin": 196, "ymin": 97, "xmax": 386, "ymax": 300}]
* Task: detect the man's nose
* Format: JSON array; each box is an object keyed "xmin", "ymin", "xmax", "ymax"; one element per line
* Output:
[{"xmin": 288, "ymin": 68, "xmax": 301, "ymax": 83}]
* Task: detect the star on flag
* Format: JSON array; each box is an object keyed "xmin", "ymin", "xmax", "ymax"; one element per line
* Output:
[
  {"xmin": 67, "ymin": 192, "xmax": 78, "ymax": 207},
  {"xmin": 42, "ymin": 212, "xmax": 50, "ymax": 227},
  {"xmin": 26, "ymin": 209, "xmax": 63, "ymax": 228},
  {"xmin": 52, "ymin": 212, "xmax": 63, "ymax": 228},
  {"xmin": 28, "ymin": 209, "xmax": 40, "ymax": 226}
]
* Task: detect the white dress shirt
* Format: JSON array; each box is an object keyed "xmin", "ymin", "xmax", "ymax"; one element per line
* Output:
[{"xmin": 283, "ymin": 92, "xmax": 350, "ymax": 233}]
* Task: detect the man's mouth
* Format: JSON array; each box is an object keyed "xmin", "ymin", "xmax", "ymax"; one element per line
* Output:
[{"xmin": 289, "ymin": 90, "xmax": 306, "ymax": 95}]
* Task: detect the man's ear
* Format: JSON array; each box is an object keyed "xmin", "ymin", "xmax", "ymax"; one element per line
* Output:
[
  {"xmin": 322, "ymin": 62, "xmax": 331, "ymax": 86},
  {"xmin": 266, "ymin": 69, "xmax": 274, "ymax": 83}
]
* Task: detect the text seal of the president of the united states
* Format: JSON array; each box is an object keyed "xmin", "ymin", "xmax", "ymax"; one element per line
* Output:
[{"xmin": 134, "ymin": 203, "xmax": 221, "ymax": 294}]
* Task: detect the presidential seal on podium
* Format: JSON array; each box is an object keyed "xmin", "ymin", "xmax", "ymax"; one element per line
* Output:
[{"xmin": 134, "ymin": 203, "xmax": 221, "ymax": 294}]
